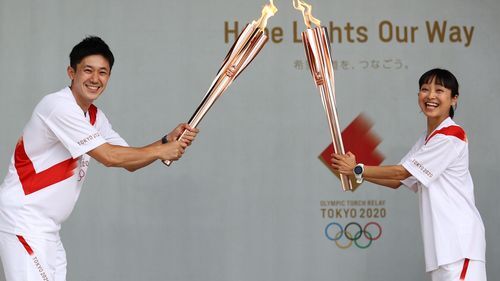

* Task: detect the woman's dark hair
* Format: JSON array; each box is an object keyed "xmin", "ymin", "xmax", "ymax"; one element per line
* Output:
[
  {"xmin": 419, "ymin": 68, "xmax": 459, "ymax": 118},
  {"xmin": 69, "ymin": 36, "xmax": 114, "ymax": 70}
]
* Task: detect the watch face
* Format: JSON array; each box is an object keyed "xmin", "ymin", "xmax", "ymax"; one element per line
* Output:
[{"xmin": 354, "ymin": 166, "xmax": 363, "ymax": 175}]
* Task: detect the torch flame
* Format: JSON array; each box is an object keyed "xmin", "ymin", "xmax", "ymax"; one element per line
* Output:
[
  {"xmin": 254, "ymin": 0, "xmax": 278, "ymax": 30},
  {"xmin": 292, "ymin": 0, "xmax": 321, "ymax": 28}
]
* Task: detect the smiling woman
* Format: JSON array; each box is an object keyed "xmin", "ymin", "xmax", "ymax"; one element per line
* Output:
[
  {"xmin": 418, "ymin": 68, "xmax": 459, "ymax": 126},
  {"xmin": 331, "ymin": 68, "xmax": 487, "ymax": 281}
]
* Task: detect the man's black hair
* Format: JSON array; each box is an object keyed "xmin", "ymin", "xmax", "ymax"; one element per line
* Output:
[{"xmin": 69, "ymin": 36, "xmax": 114, "ymax": 70}]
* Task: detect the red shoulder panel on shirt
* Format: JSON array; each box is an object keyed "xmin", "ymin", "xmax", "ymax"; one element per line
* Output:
[
  {"xmin": 15, "ymin": 139, "xmax": 77, "ymax": 195},
  {"xmin": 425, "ymin": 125, "xmax": 467, "ymax": 145}
]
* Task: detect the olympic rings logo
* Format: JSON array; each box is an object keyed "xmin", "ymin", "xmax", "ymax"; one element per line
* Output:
[{"xmin": 324, "ymin": 221, "xmax": 382, "ymax": 249}]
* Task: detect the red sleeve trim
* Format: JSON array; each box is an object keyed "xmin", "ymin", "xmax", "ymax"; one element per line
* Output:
[{"xmin": 425, "ymin": 125, "xmax": 467, "ymax": 145}]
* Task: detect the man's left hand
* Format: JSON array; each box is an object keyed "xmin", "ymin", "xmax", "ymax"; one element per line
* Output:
[{"xmin": 166, "ymin": 123, "xmax": 199, "ymax": 146}]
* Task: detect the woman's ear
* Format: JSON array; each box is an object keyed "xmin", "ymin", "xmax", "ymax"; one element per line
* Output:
[{"xmin": 451, "ymin": 94, "xmax": 459, "ymax": 106}]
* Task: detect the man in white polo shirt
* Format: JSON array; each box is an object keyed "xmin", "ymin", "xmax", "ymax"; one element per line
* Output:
[{"xmin": 0, "ymin": 36, "xmax": 199, "ymax": 281}]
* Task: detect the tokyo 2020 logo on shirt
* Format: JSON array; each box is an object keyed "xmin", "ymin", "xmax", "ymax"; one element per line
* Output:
[{"xmin": 324, "ymin": 221, "xmax": 382, "ymax": 249}]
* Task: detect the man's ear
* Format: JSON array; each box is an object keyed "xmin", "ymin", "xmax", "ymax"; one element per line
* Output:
[{"xmin": 67, "ymin": 66, "xmax": 75, "ymax": 80}]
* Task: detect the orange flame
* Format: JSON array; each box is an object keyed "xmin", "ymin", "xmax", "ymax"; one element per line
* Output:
[
  {"xmin": 292, "ymin": 0, "xmax": 321, "ymax": 28},
  {"xmin": 254, "ymin": 0, "xmax": 278, "ymax": 30}
]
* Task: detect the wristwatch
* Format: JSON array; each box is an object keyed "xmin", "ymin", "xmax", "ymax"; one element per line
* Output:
[
  {"xmin": 161, "ymin": 135, "xmax": 169, "ymax": 144},
  {"xmin": 353, "ymin": 163, "xmax": 365, "ymax": 184}
]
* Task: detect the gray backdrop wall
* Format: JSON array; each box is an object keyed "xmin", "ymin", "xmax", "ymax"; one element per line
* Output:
[{"xmin": 0, "ymin": 0, "xmax": 499, "ymax": 280}]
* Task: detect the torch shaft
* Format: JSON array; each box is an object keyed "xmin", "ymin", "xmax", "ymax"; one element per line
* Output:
[
  {"xmin": 163, "ymin": 75, "xmax": 233, "ymax": 166},
  {"xmin": 302, "ymin": 27, "xmax": 353, "ymax": 191},
  {"xmin": 318, "ymin": 86, "xmax": 351, "ymax": 190},
  {"xmin": 163, "ymin": 23, "xmax": 268, "ymax": 166}
]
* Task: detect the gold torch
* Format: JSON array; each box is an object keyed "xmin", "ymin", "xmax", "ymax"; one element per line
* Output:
[
  {"xmin": 164, "ymin": 1, "xmax": 278, "ymax": 166},
  {"xmin": 293, "ymin": 0, "xmax": 353, "ymax": 191}
]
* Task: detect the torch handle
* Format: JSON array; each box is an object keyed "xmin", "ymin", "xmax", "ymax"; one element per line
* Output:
[{"xmin": 162, "ymin": 128, "xmax": 192, "ymax": 166}]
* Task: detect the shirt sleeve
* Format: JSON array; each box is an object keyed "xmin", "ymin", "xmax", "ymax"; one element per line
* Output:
[
  {"xmin": 400, "ymin": 176, "xmax": 418, "ymax": 193},
  {"xmin": 402, "ymin": 135, "xmax": 460, "ymax": 187},
  {"xmin": 43, "ymin": 106, "xmax": 106, "ymax": 159},
  {"xmin": 398, "ymin": 138, "xmax": 422, "ymax": 192},
  {"xmin": 97, "ymin": 111, "xmax": 129, "ymax": 147}
]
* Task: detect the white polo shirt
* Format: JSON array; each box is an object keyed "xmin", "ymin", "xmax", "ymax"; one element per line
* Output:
[
  {"xmin": 400, "ymin": 117, "xmax": 486, "ymax": 272},
  {"xmin": 0, "ymin": 87, "xmax": 128, "ymax": 241}
]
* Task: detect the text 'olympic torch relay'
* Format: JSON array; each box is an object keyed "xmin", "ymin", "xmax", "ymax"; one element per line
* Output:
[
  {"xmin": 164, "ymin": 1, "xmax": 278, "ymax": 166},
  {"xmin": 293, "ymin": 0, "xmax": 353, "ymax": 191}
]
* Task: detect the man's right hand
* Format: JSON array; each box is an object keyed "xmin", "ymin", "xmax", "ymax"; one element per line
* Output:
[{"xmin": 159, "ymin": 140, "xmax": 188, "ymax": 161}]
